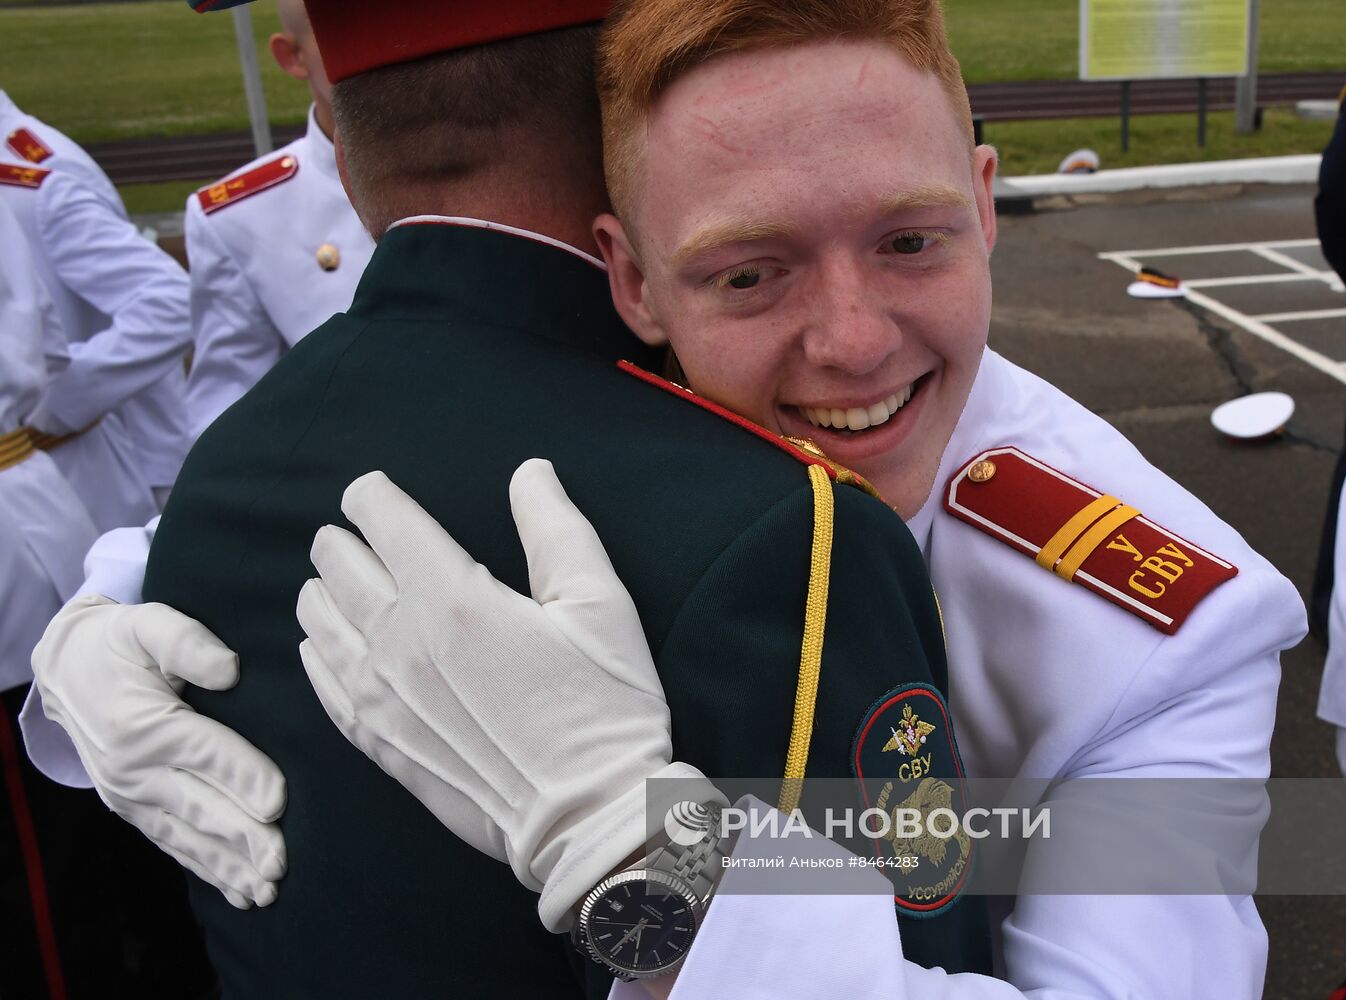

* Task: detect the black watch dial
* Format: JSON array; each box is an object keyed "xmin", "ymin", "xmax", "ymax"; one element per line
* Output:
[{"xmin": 586, "ymin": 878, "xmax": 697, "ymax": 975}]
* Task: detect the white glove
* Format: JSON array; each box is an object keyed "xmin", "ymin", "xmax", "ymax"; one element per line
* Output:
[
  {"xmin": 297, "ymin": 460, "xmax": 723, "ymax": 931},
  {"xmin": 30, "ymin": 594, "xmax": 287, "ymax": 908}
]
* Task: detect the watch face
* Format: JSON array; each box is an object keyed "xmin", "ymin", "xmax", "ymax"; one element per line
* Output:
[{"xmin": 584, "ymin": 876, "xmax": 698, "ymax": 976}]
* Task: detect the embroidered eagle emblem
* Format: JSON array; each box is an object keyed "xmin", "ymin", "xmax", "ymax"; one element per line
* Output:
[{"xmin": 881, "ymin": 704, "xmax": 935, "ymax": 756}]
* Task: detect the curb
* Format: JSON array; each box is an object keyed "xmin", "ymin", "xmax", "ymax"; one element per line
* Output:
[{"xmin": 994, "ymin": 154, "xmax": 1322, "ymax": 208}]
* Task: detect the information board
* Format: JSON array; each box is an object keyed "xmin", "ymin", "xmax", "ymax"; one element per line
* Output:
[{"xmin": 1080, "ymin": 0, "xmax": 1251, "ymax": 81}]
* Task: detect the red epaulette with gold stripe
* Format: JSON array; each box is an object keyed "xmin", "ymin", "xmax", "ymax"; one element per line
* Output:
[
  {"xmin": 944, "ymin": 447, "xmax": 1237, "ymax": 635},
  {"xmin": 197, "ymin": 153, "xmax": 298, "ymax": 215},
  {"xmin": 617, "ymin": 360, "xmax": 881, "ymax": 499},
  {"xmin": 6, "ymin": 128, "xmax": 53, "ymax": 164},
  {"xmin": 0, "ymin": 163, "xmax": 49, "ymax": 189}
]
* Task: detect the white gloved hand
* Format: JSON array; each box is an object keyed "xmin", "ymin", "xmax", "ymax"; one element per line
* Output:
[
  {"xmin": 297, "ymin": 460, "xmax": 723, "ymax": 931},
  {"xmin": 31, "ymin": 595, "xmax": 287, "ymax": 908}
]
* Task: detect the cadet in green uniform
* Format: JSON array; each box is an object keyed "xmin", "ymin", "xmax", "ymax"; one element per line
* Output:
[{"xmin": 135, "ymin": 2, "xmax": 989, "ymax": 995}]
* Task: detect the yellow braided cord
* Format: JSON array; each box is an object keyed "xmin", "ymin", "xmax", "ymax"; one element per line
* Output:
[
  {"xmin": 778, "ymin": 464, "xmax": 834, "ymax": 814},
  {"xmin": 0, "ymin": 427, "xmax": 34, "ymax": 472},
  {"xmin": 1056, "ymin": 504, "xmax": 1139, "ymax": 581},
  {"xmin": 1035, "ymin": 494, "xmax": 1120, "ymax": 571}
]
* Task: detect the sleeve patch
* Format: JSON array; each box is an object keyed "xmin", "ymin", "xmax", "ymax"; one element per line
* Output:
[
  {"xmin": 6, "ymin": 128, "xmax": 53, "ymax": 164},
  {"xmin": 0, "ymin": 163, "xmax": 49, "ymax": 189},
  {"xmin": 616, "ymin": 360, "xmax": 882, "ymax": 499},
  {"xmin": 197, "ymin": 154, "xmax": 299, "ymax": 215},
  {"xmin": 943, "ymin": 446, "xmax": 1237, "ymax": 635}
]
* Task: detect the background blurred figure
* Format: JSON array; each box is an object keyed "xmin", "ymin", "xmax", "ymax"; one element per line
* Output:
[
  {"xmin": 1312, "ymin": 90, "xmax": 1346, "ymax": 776},
  {"xmin": 0, "ymin": 90, "xmax": 191, "ymax": 513},
  {"xmin": 184, "ymin": 0, "xmax": 372, "ymax": 439},
  {"xmin": 0, "ymin": 200, "xmax": 212, "ymax": 1000},
  {"xmin": 19, "ymin": 0, "xmax": 371, "ymax": 795}
]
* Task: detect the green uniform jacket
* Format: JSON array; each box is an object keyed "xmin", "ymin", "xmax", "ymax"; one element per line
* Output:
[{"xmin": 143, "ymin": 220, "xmax": 991, "ymax": 997}]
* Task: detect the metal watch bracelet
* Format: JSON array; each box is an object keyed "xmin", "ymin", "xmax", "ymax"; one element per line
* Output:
[{"xmin": 642, "ymin": 803, "xmax": 726, "ymax": 904}]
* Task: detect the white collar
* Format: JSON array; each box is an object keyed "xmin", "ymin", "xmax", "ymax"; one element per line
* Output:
[
  {"xmin": 305, "ymin": 104, "xmax": 339, "ymax": 179},
  {"xmin": 387, "ymin": 215, "xmax": 607, "ymax": 271}
]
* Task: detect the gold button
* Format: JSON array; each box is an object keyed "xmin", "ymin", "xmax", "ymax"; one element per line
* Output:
[
  {"xmin": 281, "ymin": 156, "xmax": 296, "ymax": 169},
  {"xmin": 785, "ymin": 436, "xmax": 827, "ymax": 458},
  {"xmin": 316, "ymin": 243, "xmax": 340, "ymax": 271},
  {"xmin": 968, "ymin": 460, "xmax": 997, "ymax": 483}
]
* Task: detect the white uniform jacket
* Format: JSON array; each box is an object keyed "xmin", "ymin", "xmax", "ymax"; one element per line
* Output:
[
  {"xmin": 617, "ymin": 349, "xmax": 1306, "ymax": 1000},
  {"xmin": 1320, "ymin": 500, "xmax": 1346, "ymax": 771},
  {"xmin": 0, "ymin": 164, "xmax": 186, "ymax": 529},
  {"xmin": 0, "ymin": 98, "xmax": 191, "ymax": 495},
  {"xmin": 0, "ymin": 199, "xmax": 98, "ymax": 692},
  {"xmin": 184, "ymin": 106, "xmax": 372, "ymax": 439}
]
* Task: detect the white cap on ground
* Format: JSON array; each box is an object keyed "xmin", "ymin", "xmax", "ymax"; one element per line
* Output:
[
  {"xmin": 1210, "ymin": 391, "xmax": 1295, "ymax": 439},
  {"xmin": 1127, "ymin": 266, "xmax": 1186, "ymax": 299},
  {"xmin": 1058, "ymin": 148, "xmax": 1100, "ymax": 174}
]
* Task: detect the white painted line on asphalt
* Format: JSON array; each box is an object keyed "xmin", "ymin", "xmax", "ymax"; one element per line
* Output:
[
  {"xmin": 1098, "ymin": 241, "xmax": 1346, "ymax": 388},
  {"xmin": 1252, "ymin": 308, "xmax": 1346, "ymax": 323},
  {"xmin": 1097, "ymin": 238, "xmax": 1320, "ymax": 261},
  {"xmin": 1181, "ymin": 286, "xmax": 1346, "ymax": 386},
  {"xmin": 1184, "ymin": 272, "xmax": 1337, "ymax": 289},
  {"xmin": 1251, "ymin": 246, "xmax": 1340, "ymax": 284}
]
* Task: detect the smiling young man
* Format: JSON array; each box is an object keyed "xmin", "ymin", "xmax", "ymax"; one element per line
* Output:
[{"xmin": 592, "ymin": 21, "xmax": 994, "ymax": 520}]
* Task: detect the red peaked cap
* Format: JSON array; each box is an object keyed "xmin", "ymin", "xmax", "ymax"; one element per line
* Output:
[{"xmin": 306, "ymin": 0, "xmax": 612, "ymax": 83}]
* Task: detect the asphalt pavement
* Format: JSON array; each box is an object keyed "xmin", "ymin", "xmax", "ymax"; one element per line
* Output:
[{"xmin": 991, "ymin": 181, "xmax": 1344, "ymax": 999}]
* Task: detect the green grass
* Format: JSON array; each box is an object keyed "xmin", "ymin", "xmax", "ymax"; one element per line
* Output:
[
  {"xmin": 0, "ymin": 0, "xmax": 1340, "ymax": 160},
  {"xmin": 117, "ymin": 177, "xmax": 202, "ymax": 214},
  {"xmin": 986, "ymin": 107, "xmax": 1336, "ymax": 177},
  {"xmin": 0, "ymin": 1, "xmax": 309, "ymax": 143},
  {"xmin": 944, "ymin": 0, "xmax": 1342, "ymax": 82}
]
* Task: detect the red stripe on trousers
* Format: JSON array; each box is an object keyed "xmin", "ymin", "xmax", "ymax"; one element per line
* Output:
[{"xmin": 0, "ymin": 703, "xmax": 67, "ymax": 999}]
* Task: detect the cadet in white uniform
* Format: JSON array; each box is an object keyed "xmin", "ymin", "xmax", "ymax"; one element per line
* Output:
[
  {"xmin": 184, "ymin": 0, "xmax": 370, "ymax": 439},
  {"xmin": 0, "ymin": 94, "xmax": 191, "ymax": 508},
  {"xmin": 184, "ymin": 103, "xmax": 372, "ymax": 438},
  {"xmin": 18, "ymin": 0, "xmax": 369, "ymax": 784},
  {"xmin": 0, "ymin": 198, "xmax": 154, "ymax": 1000},
  {"xmin": 0, "ymin": 199, "xmax": 96, "ymax": 695}
]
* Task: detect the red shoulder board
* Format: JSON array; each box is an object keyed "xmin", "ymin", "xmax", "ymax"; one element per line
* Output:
[
  {"xmin": 944, "ymin": 447, "xmax": 1237, "ymax": 635},
  {"xmin": 617, "ymin": 360, "xmax": 881, "ymax": 499},
  {"xmin": 0, "ymin": 163, "xmax": 49, "ymax": 189},
  {"xmin": 197, "ymin": 154, "xmax": 298, "ymax": 215},
  {"xmin": 6, "ymin": 128, "xmax": 53, "ymax": 164}
]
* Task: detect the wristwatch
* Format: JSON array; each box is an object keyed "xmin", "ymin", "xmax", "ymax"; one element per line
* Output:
[{"xmin": 573, "ymin": 802, "xmax": 726, "ymax": 981}]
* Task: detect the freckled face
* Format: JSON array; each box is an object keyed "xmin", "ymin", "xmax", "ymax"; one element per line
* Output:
[{"xmin": 604, "ymin": 40, "xmax": 997, "ymax": 518}]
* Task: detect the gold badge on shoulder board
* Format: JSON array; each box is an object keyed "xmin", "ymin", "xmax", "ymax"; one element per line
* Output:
[{"xmin": 316, "ymin": 243, "xmax": 341, "ymax": 271}]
